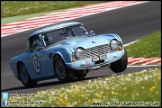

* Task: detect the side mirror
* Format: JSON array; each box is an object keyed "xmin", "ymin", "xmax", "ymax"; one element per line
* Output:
[{"xmin": 89, "ymin": 30, "xmax": 96, "ymax": 36}]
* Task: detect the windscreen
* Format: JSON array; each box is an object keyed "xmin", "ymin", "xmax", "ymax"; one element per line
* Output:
[{"xmin": 42, "ymin": 24, "xmax": 87, "ymax": 46}]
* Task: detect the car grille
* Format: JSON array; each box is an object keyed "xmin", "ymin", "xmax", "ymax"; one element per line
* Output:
[{"xmin": 80, "ymin": 44, "xmax": 111, "ymax": 60}]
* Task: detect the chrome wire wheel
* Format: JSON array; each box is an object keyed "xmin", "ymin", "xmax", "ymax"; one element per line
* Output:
[
  {"xmin": 55, "ymin": 59, "xmax": 66, "ymax": 80},
  {"xmin": 20, "ymin": 64, "xmax": 28, "ymax": 84}
]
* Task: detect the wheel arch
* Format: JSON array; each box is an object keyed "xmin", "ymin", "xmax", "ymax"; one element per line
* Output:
[
  {"xmin": 52, "ymin": 47, "xmax": 73, "ymax": 64},
  {"xmin": 17, "ymin": 61, "xmax": 23, "ymax": 80},
  {"xmin": 17, "ymin": 61, "xmax": 37, "ymax": 87},
  {"xmin": 52, "ymin": 53, "xmax": 63, "ymax": 65},
  {"xmin": 17, "ymin": 61, "xmax": 32, "ymax": 80}
]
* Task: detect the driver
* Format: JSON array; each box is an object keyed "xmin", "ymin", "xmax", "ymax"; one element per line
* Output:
[{"xmin": 32, "ymin": 37, "xmax": 44, "ymax": 51}]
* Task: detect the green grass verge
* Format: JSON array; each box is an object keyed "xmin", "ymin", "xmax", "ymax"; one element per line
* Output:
[
  {"xmin": 7, "ymin": 68, "xmax": 161, "ymax": 107},
  {"xmin": 125, "ymin": 31, "xmax": 161, "ymax": 58},
  {"xmin": 1, "ymin": 1, "xmax": 106, "ymax": 18},
  {"xmin": 1, "ymin": 9, "xmax": 68, "ymax": 26}
]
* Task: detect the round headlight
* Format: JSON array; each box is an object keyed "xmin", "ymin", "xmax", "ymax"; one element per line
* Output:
[
  {"xmin": 110, "ymin": 40, "xmax": 119, "ymax": 51},
  {"xmin": 75, "ymin": 48, "xmax": 84, "ymax": 59}
]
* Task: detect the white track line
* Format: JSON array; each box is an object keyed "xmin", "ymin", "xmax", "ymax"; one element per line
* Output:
[
  {"xmin": 2, "ymin": 73, "xmax": 13, "ymax": 76},
  {"xmin": 123, "ymin": 40, "xmax": 139, "ymax": 47}
]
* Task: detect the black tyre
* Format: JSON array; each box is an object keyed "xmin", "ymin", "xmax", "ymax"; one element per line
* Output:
[
  {"xmin": 75, "ymin": 70, "xmax": 87, "ymax": 79},
  {"xmin": 18, "ymin": 63, "xmax": 37, "ymax": 87},
  {"xmin": 110, "ymin": 49, "xmax": 128, "ymax": 73},
  {"xmin": 54, "ymin": 55, "xmax": 75, "ymax": 82}
]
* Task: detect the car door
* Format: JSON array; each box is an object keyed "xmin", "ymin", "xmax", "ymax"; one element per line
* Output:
[
  {"xmin": 31, "ymin": 50, "xmax": 48, "ymax": 77},
  {"xmin": 26, "ymin": 35, "xmax": 53, "ymax": 80}
]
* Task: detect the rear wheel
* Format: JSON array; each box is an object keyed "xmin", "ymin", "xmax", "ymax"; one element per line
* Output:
[
  {"xmin": 110, "ymin": 49, "xmax": 128, "ymax": 73},
  {"xmin": 54, "ymin": 55, "xmax": 75, "ymax": 82},
  {"xmin": 18, "ymin": 63, "xmax": 37, "ymax": 87}
]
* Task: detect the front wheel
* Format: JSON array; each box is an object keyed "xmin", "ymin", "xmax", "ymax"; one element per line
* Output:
[
  {"xmin": 54, "ymin": 55, "xmax": 75, "ymax": 82},
  {"xmin": 19, "ymin": 63, "xmax": 37, "ymax": 87},
  {"xmin": 75, "ymin": 70, "xmax": 87, "ymax": 79},
  {"xmin": 110, "ymin": 49, "xmax": 128, "ymax": 73}
]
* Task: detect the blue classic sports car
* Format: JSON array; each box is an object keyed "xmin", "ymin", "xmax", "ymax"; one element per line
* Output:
[{"xmin": 9, "ymin": 22, "xmax": 127, "ymax": 87}]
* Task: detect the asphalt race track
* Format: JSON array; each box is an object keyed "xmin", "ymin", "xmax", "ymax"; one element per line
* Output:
[{"xmin": 1, "ymin": 1, "xmax": 161, "ymax": 93}]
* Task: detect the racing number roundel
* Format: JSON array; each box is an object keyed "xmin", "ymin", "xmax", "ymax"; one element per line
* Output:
[{"xmin": 32, "ymin": 55, "xmax": 41, "ymax": 74}]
